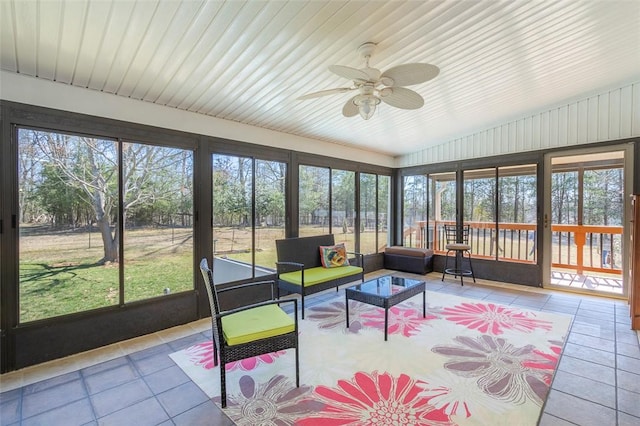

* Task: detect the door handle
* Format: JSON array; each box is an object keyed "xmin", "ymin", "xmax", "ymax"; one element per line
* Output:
[{"xmin": 544, "ymin": 214, "xmax": 549, "ymax": 228}]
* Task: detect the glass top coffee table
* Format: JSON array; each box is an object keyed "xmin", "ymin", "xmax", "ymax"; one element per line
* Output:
[{"xmin": 345, "ymin": 275, "xmax": 426, "ymax": 341}]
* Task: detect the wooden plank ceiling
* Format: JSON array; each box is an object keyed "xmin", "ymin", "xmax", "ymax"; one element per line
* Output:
[{"xmin": 1, "ymin": 0, "xmax": 639, "ymax": 156}]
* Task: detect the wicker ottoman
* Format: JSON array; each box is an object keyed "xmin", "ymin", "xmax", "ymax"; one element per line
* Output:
[{"xmin": 384, "ymin": 246, "xmax": 434, "ymax": 274}]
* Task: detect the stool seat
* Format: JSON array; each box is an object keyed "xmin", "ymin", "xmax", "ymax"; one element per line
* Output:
[{"xmin": 445, "ymin": 243, "xmax": 471, "ymax": 251}]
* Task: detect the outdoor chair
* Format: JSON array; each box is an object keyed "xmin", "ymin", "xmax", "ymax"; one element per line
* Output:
[
  {"xmin": 441, "ymin": 224, "xmax": 476, "ymax": 286},
  {"xmin": 199, "ymin": 258, "xmax": 299, "ymax": 408}
]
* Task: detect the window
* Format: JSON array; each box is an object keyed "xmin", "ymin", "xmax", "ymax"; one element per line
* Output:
[
  {"xmin": 299, "ymin": 165, "xmax": 389, "ymax": 253},
  {"xmin": 331, "ymin": 169, "xmax": 355, "ymax": 249},
  {"xmin": 498, "ymin": 165, "xmax": 537, "ymax": 262},
  {"xmin": 403, "ymin": 167, "xmax": 537, "ymax": 264},
  {"xmin": 255, "ymin": 159, "xmax": 286, "ymax": 271},
  {"xmin": 123, "ymin": 143, "xmax": 194, "ymax": 302},
  {"xmin": 403, "ymin": 175, "xmax": 427, "ymax": 248},
  {"xmin": 212, "ymin": 154, "xmax": 253, "ymax": 282},
  {"xmin": 551, "ymin": 153, "xmax": 624, "ymax": 270},
  {"xmin": 360, "ymin": 173, "xmax": 377, "ymax": 254},
  {"xmin": 377, "ymin": 175, "xmax": 390, "ymax": 253},
  {"xmin": 299, "ymin": 165, "xmax": 330, "ymax": 237},
  {"xmin": 462, "ymin": 166, "xmax": 537, "ymax": 262},
  {"xmin": 403, "ymin": 172, "xmax": 458, "ymax": 250},
  {"xmin": 212, "ymin": 154, "xmax": 286, "ymax": 283},
  {"xmin": 360, "ymin": 173, "xmax": 390, "ymax": 254},
  {"xmin": 463, "ymin": 168, "xmax": 497, "ymax": 258},
  {"xmin": 18, "ymin": 129, "xmax": 194, "ymax": 322},
  {"xmin": 429, "ymin": 172, "xmax": 456, "ymax": 251}
]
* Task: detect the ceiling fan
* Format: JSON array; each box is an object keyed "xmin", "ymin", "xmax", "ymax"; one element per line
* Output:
[{"xmin": 297, "ymin": 42, "xmax": 439, "ymax": 120}]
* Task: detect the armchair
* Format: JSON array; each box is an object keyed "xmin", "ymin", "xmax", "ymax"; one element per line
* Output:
[{"xmin": 199, "ymin": 258, "xmax": 299, "ymax": 408}]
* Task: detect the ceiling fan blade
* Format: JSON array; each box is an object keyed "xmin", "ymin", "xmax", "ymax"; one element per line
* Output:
[
  {"xmin": 329, "ymin": 65, "xmax": 370, "ymax": 82},
  {"xmin": 380, "ymin": 87, "xmax": 424, "ymax": 109},
  {"xmin": 381, "ymin": 63, "xmax": 440, "ymax": 86},
  {"xmin": 297, "ymin": 87, "xmax": 354, "ymax": 100},
  {"xmin": 342, "ymin": 96, "xmax": 359, "ymax": 117}
]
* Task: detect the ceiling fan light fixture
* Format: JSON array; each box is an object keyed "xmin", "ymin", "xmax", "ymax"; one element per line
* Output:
[
  {"xmin": 354, "ymin": 94, "xmax": 381, "ymax": 120},
  {"xmin": 298, "ymin": 41, "xmax": 438, "ymax": 119}
]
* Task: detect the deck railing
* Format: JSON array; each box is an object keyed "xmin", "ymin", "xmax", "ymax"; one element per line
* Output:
[
  {"xmin": 407, "ymin": 221, "xmax": 623, "ymax": 275},
  {"xmin": 550, "ymin": 224, "xmax": 622, "ymax": 274}
]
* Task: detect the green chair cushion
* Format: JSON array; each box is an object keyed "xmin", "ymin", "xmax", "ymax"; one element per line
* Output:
[
  {"xmin": 221, "ymin": 304, "xmax": 295, "ymax": 346},
  {"xmin": 279, "ymin": 265, "xmax": 363, "ymax": 286}
]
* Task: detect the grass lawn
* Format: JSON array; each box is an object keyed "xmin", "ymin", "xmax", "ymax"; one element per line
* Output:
[
  {"xmin": 19, "ymin": 226, "xmax": 193, "ymax": 322},
  {"xmin": 18, "ymin": 225, "xmax": 385, "ymax": 323}
]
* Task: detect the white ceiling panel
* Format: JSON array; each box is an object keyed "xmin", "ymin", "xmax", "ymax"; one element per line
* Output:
[{"xmin": 1, "ymin": 0, "xmax": 638, "ymax": 156}]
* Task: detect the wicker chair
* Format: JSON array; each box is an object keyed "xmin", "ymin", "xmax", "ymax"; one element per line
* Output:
[
  {"xmin": 441, "ymin": 224, "xmax": 476, "ymax": 286},
  {"xmin": 199, "ymin": 258, "xmax": 299, "ymax": 408}
]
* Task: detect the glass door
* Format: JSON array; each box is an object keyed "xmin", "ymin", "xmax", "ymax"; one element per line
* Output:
[{"xmin": 543, "ymin": 145, "xmax": 633, "ymax": 297}]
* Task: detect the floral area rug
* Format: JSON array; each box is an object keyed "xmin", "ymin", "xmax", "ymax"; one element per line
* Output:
[{"xmin": 170, "ymin": 290, "xmax": 572, "ymax": 425}]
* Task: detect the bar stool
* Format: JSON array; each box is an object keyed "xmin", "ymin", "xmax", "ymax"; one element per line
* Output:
[{"xmin": 441, "ymin": 224, "xmax": 476, "ymax": 286}]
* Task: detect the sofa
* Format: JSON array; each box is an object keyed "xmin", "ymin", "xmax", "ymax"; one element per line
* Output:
[
  {"xmin": 275, "ymin": 234, "xmax": 364, "ymax": 318},
  {"xmin": 384, "ymin": 246, "xmax": 434, "ymax": 275}
]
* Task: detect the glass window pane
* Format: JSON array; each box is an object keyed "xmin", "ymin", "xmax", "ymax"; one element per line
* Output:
[
  {"xmin": 332, "ymin": 169, "xmax": 355, "ymax": 250},
  {"xmin": 255, "ymin": 160, "xmax": 286, "ymax": 273},
  {"xmin": 299, "ymin": 165, "xmax": 330, "ymax": 237},
  {"xmin": 584, "ymin": 166, "xmax": 624, "ymax": 269},
  {"xmin": 212, "ymin": 154, "xmax": 253, "ymax": 283},
  {"xmin": 377, "ymin": 175, "xmax": 390, "ymax": 253},
  {"xmin": 123, "ymin": 143, "xmax": 194, "ymax": 301},
  {"xmin": 463, "ymin": 168, "xmax": 496, "ymax": 259},
  {"xmin": 430, "ymin": 172, "xmax": 456, "ymax": 252},
  {"xmin": 498, "ymin": 165, "xmax": 537, "ymax": 263},
  {"xmin": 18, "ymin": 129, "xmax": 119, "ymax": 322},
  {"xmin": 583, "ymin": 168, "xmax": 623, "ymax": 227},
  {"xmin": 551, "ymin": 171, "xmax": 578, "ymax": 225},
  {"xmin": 403, "ymin": 175, "xmax": 427, "ymax": 248},
  {"xmin": 360, "ymin": 173, "xmax": 377, "ymax": 254}
]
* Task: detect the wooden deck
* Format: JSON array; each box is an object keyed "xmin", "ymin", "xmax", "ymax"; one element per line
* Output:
[{"xmin": 550, "ymin": 269, "xmax": 624, "ymax": 295}]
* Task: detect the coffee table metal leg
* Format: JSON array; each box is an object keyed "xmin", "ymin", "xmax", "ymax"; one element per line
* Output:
[
  {"xmin": 422, "ymin": 291, "xmax": 426, "ymax": 318},
  {"xmin": 384, "ymin": 308, "xmax": 388, "ymax": 341},
  {"xmin": 345, "ymin": 293, "xmax": 350, "ymax": 328}
]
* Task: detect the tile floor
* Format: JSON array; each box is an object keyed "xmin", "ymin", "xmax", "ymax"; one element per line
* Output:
[{"xmin": 1, "ymin": 271, "xmax": 639, "ymax": 425}]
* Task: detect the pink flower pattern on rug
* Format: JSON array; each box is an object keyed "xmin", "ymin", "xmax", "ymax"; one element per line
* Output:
[
  {"xmin": 439, "ymin": 302, "xmax": 553, "ymax": 335},
  {"xmin": 185, "ymin": 341, "xmax": 285, "ymax": 371},
  {"xmin": 521, "ymin": 340, "xmax": 562, "ymax": 385},
  {"xmin": 298, "ymin": 371, "xmax": 455, "ymax": 426},
  {"xmin": 432, "ymin": 335, "xmax": 555, "ymax": 405},
  {"xmin": 361, "ymin": 306, "xmax": 437, "ymax": 337},
  {"xmin": 307, "ymin": 300, "xmax": 436, "ymax": 337}
]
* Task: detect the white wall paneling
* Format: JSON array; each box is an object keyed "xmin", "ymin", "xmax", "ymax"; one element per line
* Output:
[{"xmin": 397, "ymin": 82, "xmax": 640, "ymax": 167}]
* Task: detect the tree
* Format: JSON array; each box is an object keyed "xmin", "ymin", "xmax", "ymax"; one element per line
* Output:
[
  {"xmin": 403, "ymin": 175, "xmax": 427, "ymax": 229},
  {"xmin": 35, "ymin": 164, "xmax": 91, "ymax": 227},
  {"xmin": 256, "ymin": 160, "xmax": 286, "ymax": 226},
  {"xmin": 551, "ymin": 171, "xmax": 578, "ymax": 224},
  {"xmin": 25, "ymin": 130, "xmax": 191, "ymax": 263},
  {"xmin": 299, "ymin": 166, "xmax": 329, "ymax": 226},
  {"xmin": 332, "ymin": 170, "xmax": 355, "ymax": 231},
  {"xmin": 212, "ymin": 155, "xmax": 252, "ymax": 227}
]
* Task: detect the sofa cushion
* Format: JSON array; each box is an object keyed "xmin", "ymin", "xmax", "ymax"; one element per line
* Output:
[
  {"xmin": 319, "ymin": 243, "xmax": 350, "ymax": 268},
  {"xmin": 279, "ymin": 265, "xmax": 363, "ymax": 286}
]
